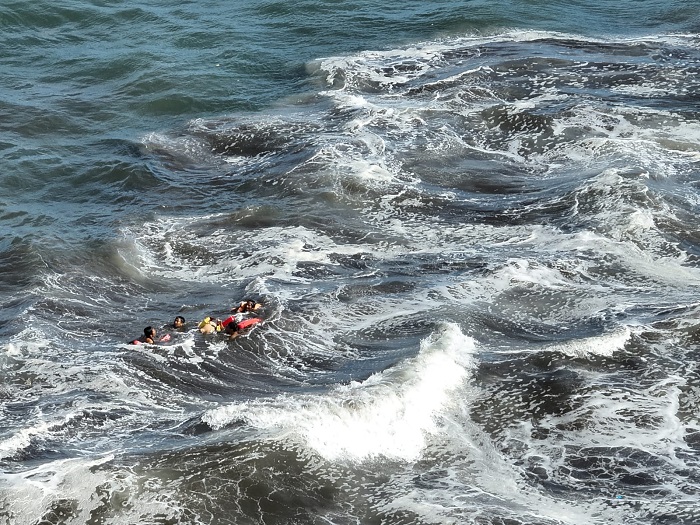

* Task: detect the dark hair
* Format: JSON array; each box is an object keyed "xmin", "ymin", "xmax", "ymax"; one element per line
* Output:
[
  {"xmin": 237, "ymin": 299, "xmax": 258, "ymax": 312},
  {"xmin": 144, "ymin": 326, "xmax": 155, "ymax": 337},
  {"xmin": 174, "ymin": 316, "xmax": 185, "ymax": 324}
]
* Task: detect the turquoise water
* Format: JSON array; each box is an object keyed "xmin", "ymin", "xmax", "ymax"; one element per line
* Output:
[
  {"xmin": 3, "ymin": 0, "xmax": 696, "ymax": 245},
  {"xmin": 2, "ymin": 1, "xmax": 700, "ymax": 524}
]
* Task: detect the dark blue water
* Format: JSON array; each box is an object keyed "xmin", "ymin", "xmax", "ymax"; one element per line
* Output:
[{"xmin": 2, "ymin": 1, "xmax": 700, "ymax": 524}]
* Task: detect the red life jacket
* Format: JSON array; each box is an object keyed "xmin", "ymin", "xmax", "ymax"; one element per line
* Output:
[
  {"xmin": 238, "ymin": 318, "xmax": 261, "ymax": 330},
  {"xmin": 222, "ymin": 316, "xmax": 261, "ymax": 330}
]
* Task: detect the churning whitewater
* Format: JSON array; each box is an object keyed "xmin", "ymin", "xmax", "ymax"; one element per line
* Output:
[{"xmin": 1, "ymin": 2, "xmax": 700, "ymax": 523}]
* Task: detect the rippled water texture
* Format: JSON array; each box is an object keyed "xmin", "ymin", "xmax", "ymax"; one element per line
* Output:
[{"xmin": 1, "ymin": 1, "xmax": 700, "ymax": 524}]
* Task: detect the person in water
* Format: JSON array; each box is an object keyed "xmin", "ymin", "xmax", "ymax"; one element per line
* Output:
[
  {"xmin": 231, "ymin": 299, "xmax": 262, "ymax": 315},
  {"xmin": 223, "ymin": 319, "xmax": 241, "ymax": 339},
  {"xmin": 221, "ymin": 314, "xmax": 262, "ymax": 339},
  {"xmin": 131, "ymin": 326, "xmax": 157, "ymax": 345},
  {"xmin": 152, "ymin": 315, "xmax": 186, "ymax": 343},
  {"xmin": 198, "ymin": 299, "xmax": 263, "ymax": 338},
  {"xmin": 130, "ymin": 323, "xmax": 178, "ymax": 345},
  {"xmin": 198, "ymin": 316, "xmax": 221, "ymax": 334},
  {"xmin": 228, "ymin": 299, "xmax": 263, "ymax": 326},
  {"xmin": 198, "ymin": 299, "xmax": 262, "ymax": 333}
]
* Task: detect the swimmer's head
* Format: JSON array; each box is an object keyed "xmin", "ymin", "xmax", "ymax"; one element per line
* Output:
[
  {"xmin": 233, "ymin": 299, "xmax": 260, "ymax": 313},
  {"xmin": 173, "ymin": 316, "xmax": 185, "ymax": 328}
]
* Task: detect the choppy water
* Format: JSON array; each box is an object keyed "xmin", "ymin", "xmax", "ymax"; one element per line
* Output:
[{"xmin": 2, "ymin": 1, "xmax": 700, "ymax": 524}]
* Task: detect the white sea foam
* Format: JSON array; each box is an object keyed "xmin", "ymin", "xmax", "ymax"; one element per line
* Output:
[
  {"xmin": 0, "ymin": 455, "xmax": 126, "ymax": 525},
  {"xmin": 547, "ymin": 327, "xmax": 632, "ymax": 358},
  {"xmin": 3, "ymin": 328, "xmax": 54, "ymax": 358},
  {"xmin": 504, "ymin": 373, "xmax": 691, "ymax": 481},
  {"xmin": 0, "ymin": 421, "xmax": 52, "ymax": 461},
  {"xmin": 203, "ymin": 323, "xmax": 475, "ymax": 461},
  {"xmin": 122, "ymin": 215, "xmax": 409, "ymax": 285},
  {"xmin": 4, "ymin": 18, "xmax": 700, "ymax": 525}
]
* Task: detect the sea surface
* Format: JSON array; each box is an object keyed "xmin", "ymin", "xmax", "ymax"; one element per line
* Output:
[{"xmin": 2, "ymin": 1, "xmax": 700, "ymax": 524}]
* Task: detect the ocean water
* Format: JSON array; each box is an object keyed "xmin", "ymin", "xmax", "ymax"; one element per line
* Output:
[{"xmin": 2, "ymin": 1, "xmax": 700, "ymax": 523}]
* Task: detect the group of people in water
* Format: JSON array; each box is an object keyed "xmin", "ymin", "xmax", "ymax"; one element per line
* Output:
[{"xmin": 129, "ymin": 299, "xmax": 262, "ymax": 345}]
